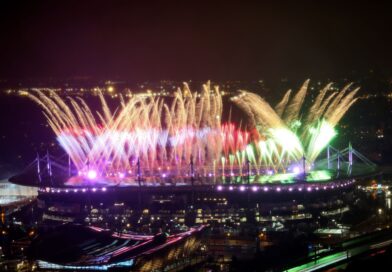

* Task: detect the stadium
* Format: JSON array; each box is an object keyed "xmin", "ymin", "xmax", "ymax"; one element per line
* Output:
[
  {"xmin": 8, "ymin": 80, "xmax": 380, "ymax": 271},
  {"xmin": 7, "ymin": 80, "xmax": 379, "ymax": 230}
]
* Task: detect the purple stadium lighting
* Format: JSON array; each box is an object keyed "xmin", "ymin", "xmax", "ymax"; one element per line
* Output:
[{"xmin": 217, "ymin": 185, "xmax": 223, "ymax": 191}]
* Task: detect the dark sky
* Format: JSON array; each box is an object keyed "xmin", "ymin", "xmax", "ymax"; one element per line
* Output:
[{"xmin": 0, "ymin": 0, "xmax": 391, "ymax": 81}]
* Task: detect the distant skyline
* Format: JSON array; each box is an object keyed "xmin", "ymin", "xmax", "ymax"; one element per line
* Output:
[{"xmin": 0, "ymin": 0, "xmax": 391, "ymax": 81}]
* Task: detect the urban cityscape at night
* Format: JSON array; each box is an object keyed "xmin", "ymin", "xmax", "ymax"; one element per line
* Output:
[{"xmin": 1, "ymin": 1, "xmax": 392, "ymax": 271}]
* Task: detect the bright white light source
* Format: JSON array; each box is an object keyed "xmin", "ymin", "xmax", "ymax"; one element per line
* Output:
[{"xmin": 87, "ymin": 170, "xmax": 97, "ymax": 180}]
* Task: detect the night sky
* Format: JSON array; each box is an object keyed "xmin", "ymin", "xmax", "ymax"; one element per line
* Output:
[{"xmin": 0, "ymin": 0, "xmax": 391, "ymax": 82}]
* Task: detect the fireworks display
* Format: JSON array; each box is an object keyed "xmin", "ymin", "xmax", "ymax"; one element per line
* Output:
[
  {"xmin": 232, "ymin": 80, "xmax": 359, "ymax": 170},
  {"xmin": 26, "ymin": 80, "xmax": 358, "ymax": 185}
]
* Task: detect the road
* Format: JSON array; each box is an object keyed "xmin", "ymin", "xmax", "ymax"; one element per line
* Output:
[{"xmin": 284, "ymin": 229, "xmax": 392, "ymax": 272}]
